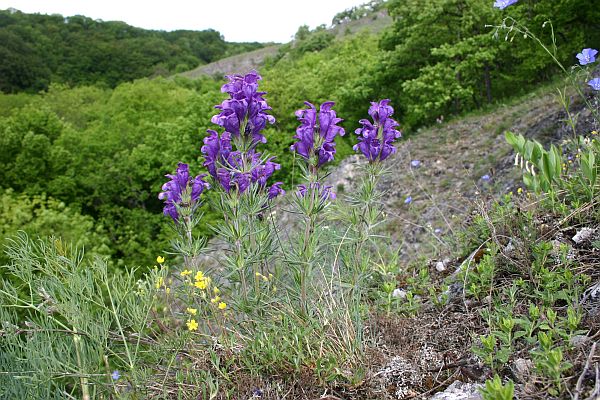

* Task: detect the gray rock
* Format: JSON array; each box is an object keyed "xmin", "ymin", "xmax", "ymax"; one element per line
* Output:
[
  {"xmin": 435, "ymin": 261, "xmax": 447, "ymax": 272},
  {"xmin": 569, "ymin": 335, "xmax": 591, "ymax": 348},
  {"xmin": 428, "ymin": 381, "xmax": 483, "ymax": 400},
  {"xmin": 573, "ymin": 227, "xmax": 596, "ymax": 244},
  {"xmin": 511, "ymin": 358, "xmax": 533, "ymax": 383}
]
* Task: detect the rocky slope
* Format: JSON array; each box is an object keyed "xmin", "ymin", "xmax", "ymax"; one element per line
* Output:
[{"xmin": 327, "ymin": 83, "xmax": 597, "ymax": 265}]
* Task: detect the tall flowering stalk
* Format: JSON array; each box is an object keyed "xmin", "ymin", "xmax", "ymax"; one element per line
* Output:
[
  {"xmin": 337, "ymin": 100, "xmax": 401, "ymax": 284},
  {"xmin": 354, "ymin": 99, "xmax": 402, "ymax": 163},
  {"xmin": 158, "ymin": 163, "xmax": 210, "ymax": 268},
  {"xmin": 289, "ymin": 100, "xmax": 345, "ymax": 312},
  {"xmin": 201, "ymin": 71, "xmax": 283, "ymax": 303}
]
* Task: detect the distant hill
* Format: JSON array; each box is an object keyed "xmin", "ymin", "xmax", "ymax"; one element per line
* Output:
[
  {"xmin": 179, "ymin": 7, "xmax": 392, "ymax": 80},
  {"xmin": 0, "ymin": 8, "xmax": 265, "ymax": 93}
]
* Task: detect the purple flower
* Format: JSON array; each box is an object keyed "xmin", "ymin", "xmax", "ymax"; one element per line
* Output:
[
  {"xmin": 354, "ymin": 99, "xmax": 402, "ymax": 162},
  {"xmin": 493, "ymin": 0, "xmax": 518, "ymax": 9},
  {"xmin": 158, "ymin": 163, "xmax": 210, "ymax": 221},
  {"xmin": 251, "ymin": 154, "xmax": 281, "ymax": 186},
  {"xmin": 434, "ymin": 228, "xmax": 442, "ymax": 234},
  {"xmin": 111, "ymin": 370, "xmax": 120, "ymax": 381},
  {"xmin": 411, "ymin": 160, "xmax": 421, "ymax": 168},
  {"xmin": 291, "ymin": 101, "xmax": 345, "ymax": 167},
  {"xmin": 588, "ymin": 78, "xmax": 600, "ymax": 91},
  {"xmin": 211, "ymin": 71, "xmax": 275, "ymax": 145},
  {"xmin": 202, "ymin": 132, "xmax": 281, "ymax": 195},
  {"xmin": 481, "ymin": 174, "xmax": 491, "ymax": 181},
  {"xmin": 404, "ymin": 196, "xmax": 412, "ymax": 204},
  {"xmin": 577, "ymin": 48, "xmax": 598, "ymax": 65},
  {"xmin": 201, "ymin": 130, "xmax": 232, "ymax": 178},
  {"xmin": 268, "ymin": 182, "xmax": 286, "ymax": 200},
  {"xmin": 297, "ymin": 182, "xmax": 336, "ymax": 201}
]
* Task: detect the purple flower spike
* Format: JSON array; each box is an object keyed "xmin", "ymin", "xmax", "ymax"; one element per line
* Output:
[
  {"xmin": 493, "ymin": 0, "xmax": 518, "ymax": 9},
  {"xmin": 268, "ymin": 182, "xmax": 286, "ymax": 199},
  {"xmin": 354, "ymin": 99, "xmax": 402, "ymax": 162},
  {"xmin": 577, "ymin": 48, "xmax": 598, "ymax": 66},
  {"xmin": 158, "ymin": 163, "xmax": 210, "ymax": 222},
  {"xmin": 588, "ymin": 78, "xmax": 600, "ymax": 91},
  {"xmin": 211, "ymin": 71, "xmax": 275, "ymax": 146},
  {"xmin": 291, "ymin": 101, "xmax": 345, "ymax": 167}
]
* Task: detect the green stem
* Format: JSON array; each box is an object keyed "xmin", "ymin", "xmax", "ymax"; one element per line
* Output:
[
  {"xmin": 105, "ymin": 277, "xmax": 134, "ymax": 370},
  {"xmin": 73, "ymin": 328, "xmax": 90, "ymax": 400}
]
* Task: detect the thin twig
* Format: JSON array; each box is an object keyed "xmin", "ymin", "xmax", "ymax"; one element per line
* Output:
[{"xmin": 575, "ymin": 342, "xmax": 597, "ymax": 400}]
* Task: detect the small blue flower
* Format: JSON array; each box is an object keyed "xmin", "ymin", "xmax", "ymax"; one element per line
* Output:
[
  {"xmin": 588, "ymin": 78, "xmax": 600, "ymax": 91},
  {"xmin": 111, "ymin": 370, "xmax": 120, "ymax": 381},
  {"xmin": 481, "ymin": 174, "xmax": 491, "ymax": 181},
  {"xmin": 577, "ymin": 48, "xmax": 598, "ymax": 65},
  {"xmin": 411, "ymin": 160, "xmax": 421, "ymax": 168},
  {"xmin": 434, "ymin": 228, "xmax": 442, "ymax": 234},
  {"xmin": 404, "ymin": 196, "xmax": 413, "ymax": 204},
  {"xmin": 493, "ymin": 0, "xmax": 518, "ymax": 9}
]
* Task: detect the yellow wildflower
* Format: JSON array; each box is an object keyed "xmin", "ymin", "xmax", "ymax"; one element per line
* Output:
[
  {"xmin": 194, "ymin": 279, "xmax": 208, "ymax": 290},
  {"xmin": 194, "ymin": 271, "xmax": 205, "ymax": 281},
  {"xmin": 180, "ymin": 270, "xmax": 192, "ymax": 277},
  {"xmin": 165, "ymin": 287, "xmax": 171, "ymax": 294},
  {"xmin": 210, "ymin": 296, "xmax": 221, "ymax": 303},
  {"xmin": 186, "ymin": 319, "xmax": 198, "ymax": 331},
  {"xmin": 156, "ymin": 256, "xmax": 165, "ymax": 264},
  {"xmin": 186, "ymin": 307, "xmax": 197, "ymax": 315},
  {"xmin": 213, "ymin": 287, "xmax": 220, "ymax": 295},
  {"xmin": 255, "ymin": 272, "xmax": 261, "ymax": 276},
  {"xmin": 155, "ymin": 277, "xmax": 164, "ymax": 289},
  {"xmin": 218, "ymin": 302, "xmax": 227, "ymax": 310},
  {"xmin": 517, "ymin": 187, "xmax": 523, "ymax": 194}
]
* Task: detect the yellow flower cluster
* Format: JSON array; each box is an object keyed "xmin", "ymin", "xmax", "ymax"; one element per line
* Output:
[
  {"xmin": 155, "ymin": 276, "xmax": 164, "ymax": 290},
  {"xmin": 186, "ymin": 307, "xmax": 197, "ymax": 316},
  {"xmin": 194, "ymin": 271, "xmax": 211, "ymax": 290},
  {"xmin": 186, "ymin": 319, "xmax": 198, "ymax": 331},
  {"xmin": 254, "ymin": 271, "xmax": 273, "ymax": 282}
]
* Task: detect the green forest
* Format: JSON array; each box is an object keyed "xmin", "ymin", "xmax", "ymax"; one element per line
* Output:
[{"xmin": 0, "ymin": 8, "xmax": 264, "ymax": 92}]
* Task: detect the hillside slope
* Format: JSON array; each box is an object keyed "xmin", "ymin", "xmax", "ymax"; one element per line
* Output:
[
  {"xmin": 328, "ymin": 83, "xmax": 594, "ymax": 264},
  {"xmin": 178, "ymin": 9, "xmax": 392, "ymax": 79}
]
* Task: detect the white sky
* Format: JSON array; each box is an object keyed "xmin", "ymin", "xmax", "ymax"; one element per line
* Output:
[{"xmin": 0, "ymin": 0, "xmax": 368, "ymax": 43}]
